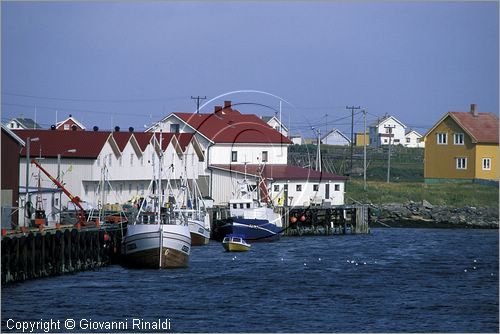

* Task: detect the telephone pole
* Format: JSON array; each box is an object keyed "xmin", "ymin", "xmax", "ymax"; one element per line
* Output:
[
  {"xmin": 191, "ymin": 96, "xmax": 207, "ymax": 113},
  {"xmin": 346, "ymin": 105, "xmax": 361, "ymax": 174},
  {"xmin": 385, "ymin": 125, "xmax": 396, "ymax": 183}
]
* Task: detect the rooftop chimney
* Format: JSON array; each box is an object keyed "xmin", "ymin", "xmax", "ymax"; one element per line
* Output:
[
  {"xmin": 224, "ymin": 100, "xmax": 232, "ymax": 110},
  {"xmin": 470, "ymin": 103, "xmax": 478, "ymax": 117},
  {"xmin": 214, "ymin": 106, "xmax": 223, "ymax": 114}
]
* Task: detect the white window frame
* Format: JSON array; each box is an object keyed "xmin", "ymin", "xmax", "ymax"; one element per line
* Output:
[
  {"xmin": 231, "ymin": 151, "xmax": 237, "ymax": 163},
  {"xmin": 454, "ymin": 133, "xmax": 464, "ymax": 145},
  {"xmin": 482, "ymin": 158, "xmax": 491, "ymax": 170},
  {"xmin": 296, "ymin": 184, "xmax": 302, "ymax": 192},
  {"xmin": 437, "ymin": 132, "xmax": 447, "ymax": 145},
  {"xmin": 456, "ymin": 157, "xmax": 467, "ymax": 170}
]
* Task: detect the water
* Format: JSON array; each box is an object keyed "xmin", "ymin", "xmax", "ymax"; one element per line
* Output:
[{"xmin": 2, "ymin": 228, "xmax": 498, "ymax": 333}]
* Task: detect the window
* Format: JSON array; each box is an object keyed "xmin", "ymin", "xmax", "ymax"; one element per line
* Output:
[
  {"xmin": 233, "ymin": 204, "xmax": 237, "ymax": 209},
  {"xmin": 170, "ymin": 124, "xmax": 180, "ymax": 133},
  {"xmin": 406, "ymin": 138, "xmax": 410, "ymax": 143},
  {"xmin": 246, "ymin": 203, "xmax": 251, "ymax": 208},
  {"xmin": 97, "ymin": 156, "xmax": 100, "ymax": 167},
  {"xmin": 334, "ymin": 184, "xmax": 340, "ymax": 191},
  {"xmin": 119, "ymin": 184, "xmax": 123, "ymax": 194},
  {"xmin": 85, "ymin": 185, "xmax": 88, "ymax": 195},
  {"xmin": 108, "ymin": 154, "xmax": 112, "ymax": 166},
  {"xmin": 119, "ymin": 156, "xmax": 123, "ymax": 166},
  {"xmin": 274, "ymin": 184, "xmax": 280, "ymax": 192},
  {"xmin": 454, "ymin": 133, "xmax": 464, "ymax": 145},
  {"xmin": 64, "ymin": 124, "xmax": 70, "ymax": 130},
  {"xmin": 383, "ymin": 139, "xmax": 388, "ymax": 144},
  {"xmin": 262, "ymin": 151, "xmax": 268, "ymax": 163},
  {"xmin": 130, "ymin": 154, "xmax": 134, "ymax": 166},
  {"xmin": 394, "ymin": 139, "xmax": 400, "ymax": 143},
  {"xmin": 482, "ymin": 158, "xmax": 491, "ymax": 170},
  {"xmin": 437, "ymin": 133, "xmax": 447, "ymax": 145},
  {"xmin": 231, "ymin": 151, "xmax": 237, "ymax": 162},
  {"xmin": 296, "ymin": 184, "xmax": 302, "ymax": 192},
  {"xmin": 313, "ymin": 184, "xmax": 319, "ymax": 191},
  {"xmin": 456, "ymin": 157, "xmax": 467, "ymax": 170},
  {"xmin": 129, "ymin": 184, "xmax": 132, "ymax": 193}
]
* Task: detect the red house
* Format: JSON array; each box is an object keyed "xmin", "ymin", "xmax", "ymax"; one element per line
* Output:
[{"xmin": 1, "ymin": 124, "xmax": 25, "ymax": 228}]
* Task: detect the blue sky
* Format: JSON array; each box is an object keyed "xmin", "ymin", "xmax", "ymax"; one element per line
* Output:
[{"xmin": 2, "ymin": 1, "xmax": 498, "ymax": 138}]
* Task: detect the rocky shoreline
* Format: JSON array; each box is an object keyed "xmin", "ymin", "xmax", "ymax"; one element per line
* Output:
[{"xmin": 369, "ymin": 200, "xmax": 499, "ymax": 229}]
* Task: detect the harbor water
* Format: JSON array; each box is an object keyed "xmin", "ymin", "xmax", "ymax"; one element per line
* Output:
[{"xmin": 2, "ymin": 228, "xmax": 498, "ymax": 333}]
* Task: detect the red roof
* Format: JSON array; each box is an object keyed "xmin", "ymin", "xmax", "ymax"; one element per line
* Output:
[
  {"xmin": 112, "ymin": 132, "xmax": 133, "ymax": 151},
  {"xmin": 14, "ymin": 130, "xmax": 176, "ymax": 158},
  {"xmin": 209, "ymin": 164, "xmax": 348, "ymax": 182},
  {"xmin": 133, "ymin": 132, "xmax": 155, "ymax": 151},
  {"xmin": 176, "ymin": 133, "xmax": 194, "ymax": 151},
  {"xmin": 15, "ymin": 130, "xmax": 111, "ymax": 158},
  {"xmin": 174, "ymin": 106, "xmax": 292, "ymax": 144},
  {"xmin": 449, "ymin": 112, "xmax": 499, "ymax": 144}
]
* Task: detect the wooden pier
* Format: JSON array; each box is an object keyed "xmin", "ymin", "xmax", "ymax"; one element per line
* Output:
[
  {"xmin": 209, "ymin": 204, "xmax": 371, "ymax": 237},
  {"xmin": 1, "ymin": 224, "xmax": 125, "ymax": 285}
]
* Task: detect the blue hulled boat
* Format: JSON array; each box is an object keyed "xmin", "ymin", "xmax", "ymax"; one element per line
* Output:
[{"xmin": 213, "ymin": 197, "xmax": 283, "ymax": 242}]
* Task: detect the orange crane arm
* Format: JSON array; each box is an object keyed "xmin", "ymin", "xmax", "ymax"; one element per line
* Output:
[{"xmin": 31, "ymin": 159, "xmax": 85, "ymax": 212}]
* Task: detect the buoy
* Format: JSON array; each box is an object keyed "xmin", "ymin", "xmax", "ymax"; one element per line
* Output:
[
  {"xmin": 290, "ymin": 216, "xmax": 297, "ymax": 223},
  {"xmin": 300, "ymin": 215, "xmax": 306, "ymax": 222}
]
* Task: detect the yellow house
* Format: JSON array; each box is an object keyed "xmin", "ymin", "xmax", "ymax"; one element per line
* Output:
[
  {"xmin": 423, "ymin": 104, "xmax": 499, "ymax": 184},
  {"xmin": 355, "ymin": 132, "xmax": 369, "ymax": 147}
]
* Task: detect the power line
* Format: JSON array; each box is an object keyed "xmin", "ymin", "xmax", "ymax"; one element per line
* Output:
[{"xmin": 2, "ymin": 91, "xmax": 187, "ymax": 103}]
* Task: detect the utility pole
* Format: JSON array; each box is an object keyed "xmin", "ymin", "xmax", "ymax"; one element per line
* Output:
[
  {"xmin": 312, "ymin": 127, "xmax": 321, "ymax": 172},
  {"xmin": 191, "ymin": 96, "xmax": 207, "ymax": 113},
  {"xmin": 385, "ymin": 125, "xmax": 396, "ymax": 183},
  {"xmin": 346, "ymin": 105, "xmax": 361, "ymax": 174}
]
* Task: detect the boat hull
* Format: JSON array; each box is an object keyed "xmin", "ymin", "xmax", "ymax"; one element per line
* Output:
[
  {"xmin": 188, "ymin": 220, "xmax": 210, "ymax": 246},
  {"xmin": 122, "ymin": 224, "xmax": 191, "ymax": 269},
  {"xmin": 213, "ymin": 218, "xmax": 282, "ymax": 242},
  {"xmin": 223, "ymin": 242, "xmax": 250, "ymax": 252}
]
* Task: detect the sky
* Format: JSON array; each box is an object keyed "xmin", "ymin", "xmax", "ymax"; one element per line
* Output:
[{"xmin": 1, "ymin": 1, "xmax": 498, "ymax": 138}]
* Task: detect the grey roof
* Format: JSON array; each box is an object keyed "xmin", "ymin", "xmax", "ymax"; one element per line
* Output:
[{"xmin": 11, "ymin": 118, "xmax": 42, "ymax": 129}]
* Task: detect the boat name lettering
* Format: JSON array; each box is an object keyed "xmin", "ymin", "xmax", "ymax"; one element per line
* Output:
[{"xmin": 181, "ymin": 245, "xmax": 190, "ymax": 253}]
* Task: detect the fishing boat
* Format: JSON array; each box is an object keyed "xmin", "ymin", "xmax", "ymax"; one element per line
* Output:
[
  {"xmin": 212, "ymin": 177, "xmax": 282, "ymax": 242},
  {"xmin": 121, "ymin": 132, "xmax": 191, "ymax": 269},
  {"xmin": 222, "ymin": 234, "xmax": 251, "ymax": 252},
  {"xmin": 173, "ymin": 177, "xmax": 210, "ymax": 246}
]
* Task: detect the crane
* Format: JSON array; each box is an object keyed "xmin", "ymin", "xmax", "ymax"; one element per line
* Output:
[{"xmin": 31, "ymin": 159, "xmax": 87, "ymax": 226}]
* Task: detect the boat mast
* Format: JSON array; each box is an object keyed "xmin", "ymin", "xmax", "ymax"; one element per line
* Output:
[{"xmin": 158, "ymin": 129, "xmax": 163, "ymax": 268}]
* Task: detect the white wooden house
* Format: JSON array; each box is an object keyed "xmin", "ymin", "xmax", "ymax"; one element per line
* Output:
[
  {"xmin": 368, "ymin": 115, "xmax": 407, "ymax": 147},
  {"xmin": 404, "ymin": 130, "xmax": 424, "ymax": 148},
  {"xmin": 321, "ymin": 128, "xmax": 351, "ymax": 146}
]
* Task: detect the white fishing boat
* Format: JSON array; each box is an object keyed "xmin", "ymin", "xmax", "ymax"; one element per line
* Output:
[
  {"xmin": 173, "ymin": 171, "xmax": 211, "ymax": 246},
  {"xmin": 121, "ymin": 132, "xmax": 191, "ymax": 269}
]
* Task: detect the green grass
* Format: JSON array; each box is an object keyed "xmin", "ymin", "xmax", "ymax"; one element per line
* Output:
[{"xmin": 346, "ymin": 179, "xmax": 499, "ymax": 209}]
